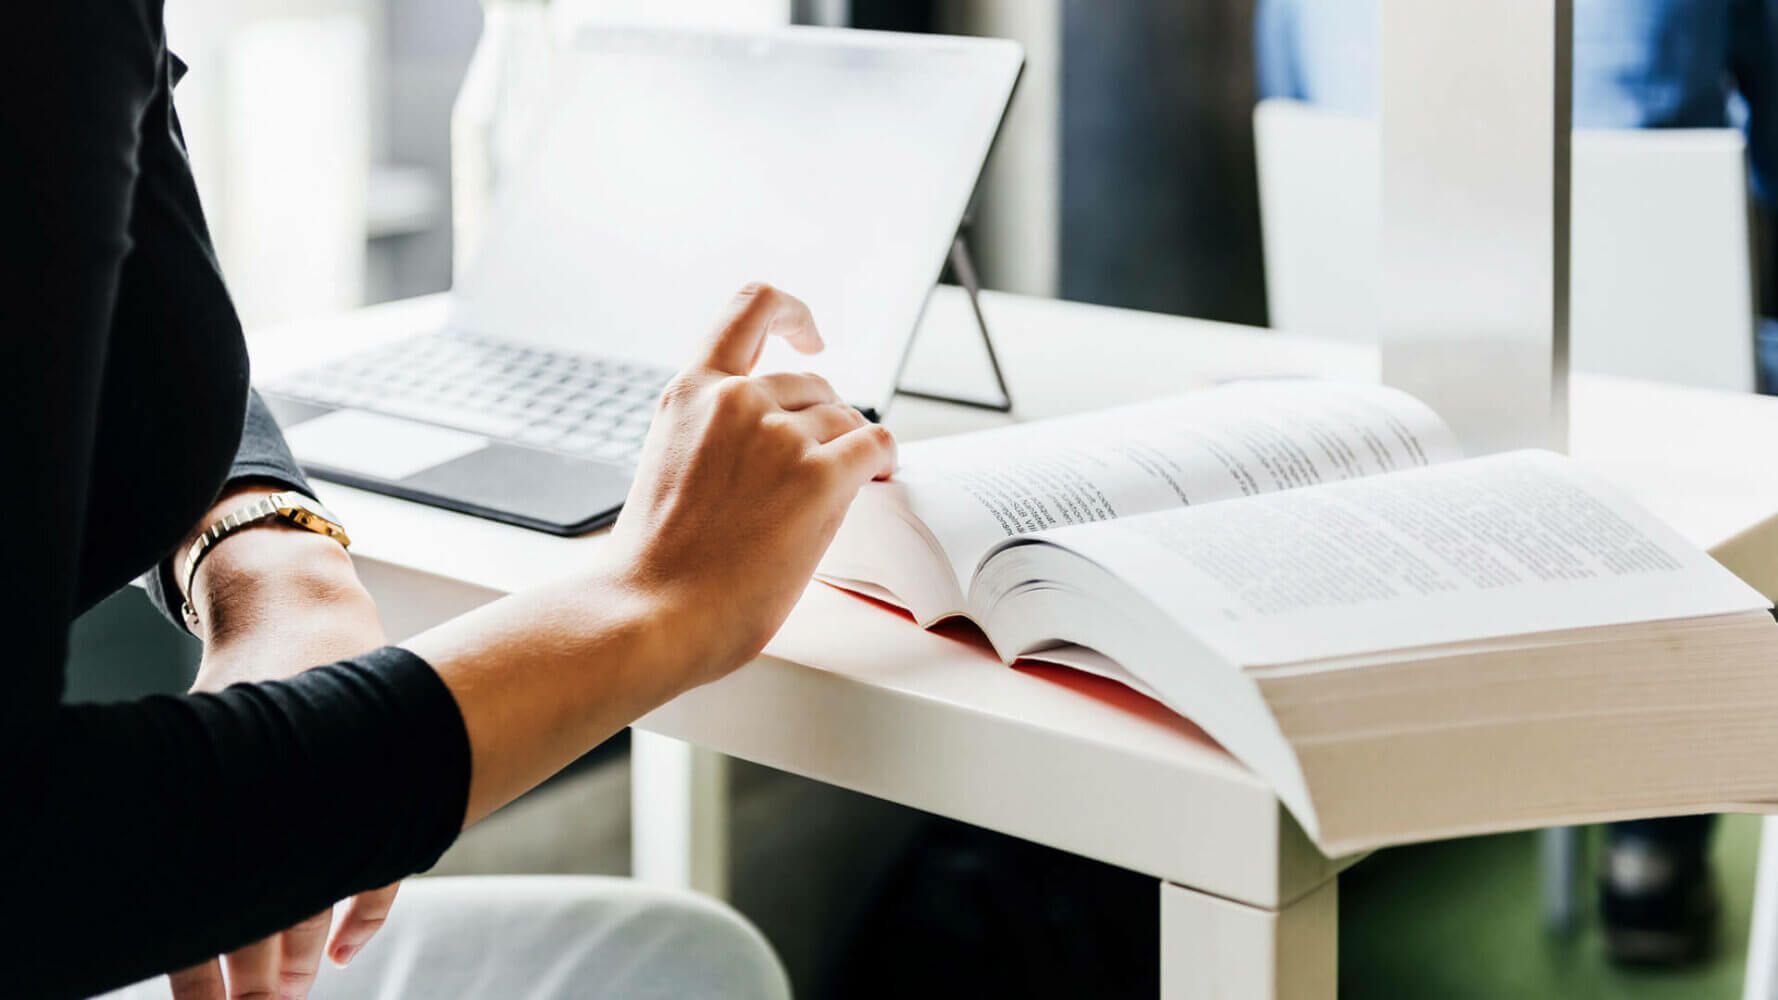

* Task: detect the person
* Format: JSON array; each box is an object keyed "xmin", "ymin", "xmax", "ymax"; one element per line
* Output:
[
  {"xmin": 3, "ymin": 4, "xmax": 896, "ymax": 998},
  {"xmin": 1255, "ymin": 0, "xmax": 1764, "ymax": 963}
]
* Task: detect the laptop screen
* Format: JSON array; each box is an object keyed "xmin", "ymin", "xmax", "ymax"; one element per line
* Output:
[{"xmin": 450, "ymin": 25, "xmax": 1023, "ymax": 413}]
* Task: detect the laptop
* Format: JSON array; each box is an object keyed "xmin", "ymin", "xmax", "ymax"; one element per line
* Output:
[{"xmin": 261, "ymin": 26, "xmax": 1024, "ymax": 535}]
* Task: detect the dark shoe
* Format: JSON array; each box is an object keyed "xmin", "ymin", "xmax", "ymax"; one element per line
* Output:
[{"xmin": 1599, "ymin": 818, "xmax": 1719, "ymax": 966}]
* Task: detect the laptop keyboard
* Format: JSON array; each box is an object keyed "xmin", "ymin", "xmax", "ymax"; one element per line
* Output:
[{"xmin": 270, "ymin": 330, "xmax": 675, "ymax": 466}]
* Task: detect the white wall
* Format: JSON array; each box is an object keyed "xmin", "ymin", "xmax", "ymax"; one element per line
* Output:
[{"xmin": 165, "ymin": 0, "xmax": 374, "ymax": 328}]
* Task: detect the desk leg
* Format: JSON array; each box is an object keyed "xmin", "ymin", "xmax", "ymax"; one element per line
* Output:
[
  {"xmin": 1744, "ymin": 815, "xmax": 1778, "ymax": 1000},
  {"xmin": 1160, "ymin": 877, "xmax": 1338, "ymax": 1000},
  {"xmin": 629, "ymin": 729, "xmax": 730, "ymax": 899}
]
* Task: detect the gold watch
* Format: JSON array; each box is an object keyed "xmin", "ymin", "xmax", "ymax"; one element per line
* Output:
[{"xmin": 180, "ymin": 491, "xmax": 352, "ymax": 628}]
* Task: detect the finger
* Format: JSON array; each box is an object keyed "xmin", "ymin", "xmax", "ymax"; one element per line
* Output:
[
  {"xmin": 754, "ymin": 371, "xmax": 842, "ymax": 411},
  {"xmin": 276, "ymin": 908, "xmax": 333, "ymax": 999},
  {"xmin": 221, "ymin": 935, "xmax": 279, "ymax": 999},
  {"xmin": 699, "ymin": 283, "xmax": 823, "ymax": 375},
  {"xmin": 328, "ymin": 882, "xmax": 401, "ymax": 967},
  {"xmin": 787, "ymin": 402, "xmax": 868, "ymax": 444},
  {"xmin": 167, "ymin": 958, "xmax": 226, "ymax": 1000},
  {"xmin": 822, "ymin": 422, "xmax": 898, "ymax": 483}
]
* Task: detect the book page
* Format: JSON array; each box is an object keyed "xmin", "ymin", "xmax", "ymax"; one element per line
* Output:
[
  {"xmin": 887, "ymin": 380, "xmax": 1462, "ymax": 587},
  {"xmin": 1038, "ymin": 450, "xmax": 1769, "ymax": 666}
]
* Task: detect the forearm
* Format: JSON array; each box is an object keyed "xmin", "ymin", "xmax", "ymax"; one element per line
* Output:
[
  {"xmin": 12, "ymin": 649, "xmax": 465, "ymax": 997},
  {"xmin": 176, "ymin": 484, "xmax": 693, "ymax": 828},
  {"xmin": 405, "ymin": 561, "xmax": 689, "ymax": 827},
  {"xmin": 183, "ymin": 502, "xmax": 698, "ymax": 829}
]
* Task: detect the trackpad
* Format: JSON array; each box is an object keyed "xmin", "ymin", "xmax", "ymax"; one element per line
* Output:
[
  {"xmin": 402, "ymin": 443, "xmax": 634, "ymax": 528},
  {"xmin": 285, "ymin": 410, "xmax": 490, "ymax": 480}
]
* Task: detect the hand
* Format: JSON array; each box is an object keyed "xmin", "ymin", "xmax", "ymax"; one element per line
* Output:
[
  {"xmin": 168, "ymin": 490, "xmax": 399, "ymax": 999},
  {"xmin": 406, "ymin": 282, "xmax": 898, "ymax": 826},
  {"xmin": 607, "ymin": 282, "xmax": 897, "ymax": 688}
]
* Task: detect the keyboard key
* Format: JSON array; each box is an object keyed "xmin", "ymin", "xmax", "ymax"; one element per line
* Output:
[{"xmin": 518, "ymin": 424, "xmax": 566, "ymax": 445}]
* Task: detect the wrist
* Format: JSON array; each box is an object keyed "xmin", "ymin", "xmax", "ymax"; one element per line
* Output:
[
  {"xmin": 188, "ymin": 519, "xmax": 369, "ymax": 645},
  {"xmin": 579, "ymin": 559, "xmax": 698, "ymax": 704},
  {"xmin": 188, "ymin": 530, "xmax": 385, "ymax": 688},
  {"xmin": 595, "ymin": 555, "xmax": 759, "ymax": 698}
]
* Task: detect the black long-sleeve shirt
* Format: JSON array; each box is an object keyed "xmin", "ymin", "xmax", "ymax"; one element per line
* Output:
[{"xmin": 2, "ymin": 5, "xmax": 470, "ymax": 996}]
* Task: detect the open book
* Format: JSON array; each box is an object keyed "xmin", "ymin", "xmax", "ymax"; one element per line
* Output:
[{"xmin": 818, "ymin": 381, "xmax": 1778, "ymax": 856}]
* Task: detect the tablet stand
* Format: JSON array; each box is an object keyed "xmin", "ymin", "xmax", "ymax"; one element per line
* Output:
[{"xmin": 894, "ymin": 233, "xmax": 1015, "ymax": 413}]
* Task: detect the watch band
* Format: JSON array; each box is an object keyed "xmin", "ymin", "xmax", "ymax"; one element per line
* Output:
[{"xmin": 180, "ymin": 491, "xmax": 352, "ymax": 628}]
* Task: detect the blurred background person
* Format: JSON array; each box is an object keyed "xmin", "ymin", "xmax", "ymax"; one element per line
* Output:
[{"xmin": 1256, "ymin": 0, "xmax": 1778, "ymax": 392}]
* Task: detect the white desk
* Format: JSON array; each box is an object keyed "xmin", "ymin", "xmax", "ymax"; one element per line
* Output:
[{"xmin": 251, "ymin": 288, "xmax": 1778, "ymax": 999}]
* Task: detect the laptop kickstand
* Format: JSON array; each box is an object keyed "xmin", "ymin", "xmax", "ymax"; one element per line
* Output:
[{"xmin": 894, "ymin": 234, "xmax": 1015, "ymax": 414}]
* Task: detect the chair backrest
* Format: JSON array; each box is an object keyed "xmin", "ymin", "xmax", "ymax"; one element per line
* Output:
[
  {"xmin": 1254, "ymin": 99, "xmax": 1381, "ymax": 344},
  {"xmin": 1253, "ymin": 97, "xmax": 1757, "ymax": 392}
]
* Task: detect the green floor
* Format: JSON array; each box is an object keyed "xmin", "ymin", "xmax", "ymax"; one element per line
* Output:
[{"xmin": 1342, "ymin": 815, "xmax": 1762, "ymax": 998}]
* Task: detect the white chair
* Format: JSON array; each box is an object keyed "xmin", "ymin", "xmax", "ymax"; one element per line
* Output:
[
  {"xmin": 1253, "ymin": 99, "xmax": 1382, "ymax": 345},
  {"xmin": 1253, "ymin": 97, "xmax": 1757, "ymax": 391}
]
